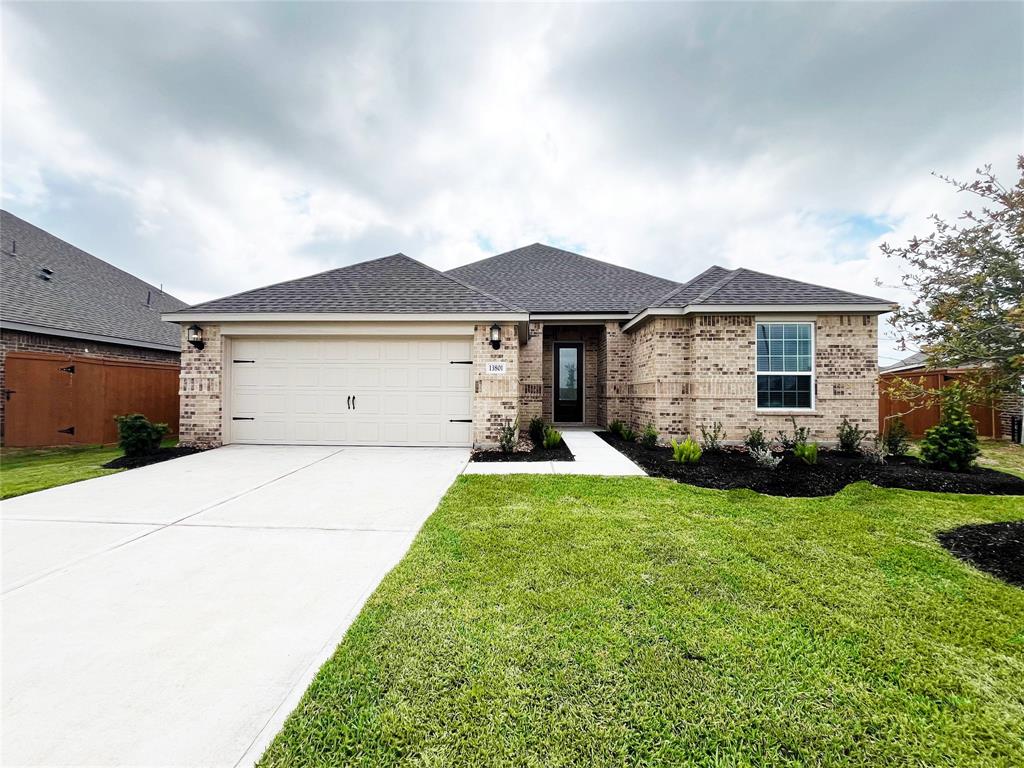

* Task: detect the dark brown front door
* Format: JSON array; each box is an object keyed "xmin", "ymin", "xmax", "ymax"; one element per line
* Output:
[{"xmin": 553, "ymin": 342, "xmax": 583, "ymax": 422}]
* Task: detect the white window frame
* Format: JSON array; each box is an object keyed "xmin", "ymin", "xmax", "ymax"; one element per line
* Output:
[{"xmin": 754, "ymin": 321, "xmax": 816, "ymax": 412}]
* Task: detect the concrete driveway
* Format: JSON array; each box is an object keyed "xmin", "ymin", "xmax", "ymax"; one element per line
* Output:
[{"xmin": 1, "ymin": 445, "xmax": 467, "ymax": 767}]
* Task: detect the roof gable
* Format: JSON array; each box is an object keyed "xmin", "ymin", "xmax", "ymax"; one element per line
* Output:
[
  {"xmin": 0, "ymin": 211, "xmax": 187, "ymax": 349},
  {"xmin": 181, "ymin": 253, "xmax": 520, "ymax": 314},
  {"xmin": 446, "ymin": 243, "xmax": 679, "ymax": 313},
  {"xmin": 657, "ymin": 266, "xmax": 892, "ymax": 307}
]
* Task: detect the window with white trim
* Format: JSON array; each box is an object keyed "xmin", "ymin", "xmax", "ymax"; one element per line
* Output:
[{"xmin": 756, "ymin": 322, "xmax": 814, "ymax": 409}]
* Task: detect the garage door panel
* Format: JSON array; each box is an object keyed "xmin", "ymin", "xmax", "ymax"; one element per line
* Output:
[{"xmin": 229, "ymin": 336, "xmax": 472, "ymax": 446}]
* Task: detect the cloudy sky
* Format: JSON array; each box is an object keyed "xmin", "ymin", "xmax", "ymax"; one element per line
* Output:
[{"xmin": 2, "ymin": 2, "xmax": 1021, "ymax": 364}]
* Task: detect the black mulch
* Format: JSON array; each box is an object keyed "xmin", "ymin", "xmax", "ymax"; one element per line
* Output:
[
  {"xmin": 102, "ymin": 446, "xmax": 203, "ymax": 470},
  {"xmin": 470, "ymin": 439, "xmax": 574, "ymax": 462},
  {"xmin": 598, "ymin": 431, "xmax": 1024, "ymax": 498},
  {"xmin": 937, "ymin": 521, "xmax": 1024, "ymax": 587}
]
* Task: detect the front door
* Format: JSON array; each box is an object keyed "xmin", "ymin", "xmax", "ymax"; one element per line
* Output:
[{"xmin": 553, "ymin": 342, "xmax": 584, "ymax": 422}]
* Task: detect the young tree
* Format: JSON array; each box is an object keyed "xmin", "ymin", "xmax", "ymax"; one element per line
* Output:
[{"xmin": 881, "ymin": 158, "xmax": 1024, "ymax": 406}]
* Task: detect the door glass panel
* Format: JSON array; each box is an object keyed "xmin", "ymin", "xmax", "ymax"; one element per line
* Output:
[{"xmin": 558, "ymin": 347, "xmax": 578, "ymax": 401}]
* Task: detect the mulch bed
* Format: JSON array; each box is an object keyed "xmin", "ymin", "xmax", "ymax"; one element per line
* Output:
[
  {"xmin": 471, "ymin": 438, "xmax": 574, "ymax": 462},
  {"xmin": 598, "ymin": 431, "xmax": 1024, "ymax": 497},
  {"xmin": 937, "ymin": 521, "xmax": 1024, "ymax": 587},
  {"xmin": 102, "ymin": 446, "xmax": 202, "ymax": 470}
]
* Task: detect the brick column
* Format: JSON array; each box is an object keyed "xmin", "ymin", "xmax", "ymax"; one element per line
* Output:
[
  {"xmin": 518, "ymin": 321, "xmax": 543, "ymax": 431},
  {"xmin": 178, "ymin": 324, "xmax": 223, "ymax": 448},
  {"xmin": 472, "ymin": 322, "xmax": 520, "ymax": 446}
]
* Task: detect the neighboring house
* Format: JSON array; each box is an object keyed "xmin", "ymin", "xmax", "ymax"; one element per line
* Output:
[
  {"xmin": 0, "ymin": 211, "xmax": 187, "ymax": 447},
  {"xmin": 880, "ymin": 351, "xmax": 1022, "ymax": 440},
  {"xmin": 164, "ymin": 243, "xmax": 895, "ymax": 448}
]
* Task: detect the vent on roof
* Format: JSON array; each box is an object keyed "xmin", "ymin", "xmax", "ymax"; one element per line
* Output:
[
  {"xmin": 7, "ymin": 239, "xmax": 15, "ymax": 256},
  {"xmin": 37, "ymin": 266, "xmax": 54, "ymax": 281}
]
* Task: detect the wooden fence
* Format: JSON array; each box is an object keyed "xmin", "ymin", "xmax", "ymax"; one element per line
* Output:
[
  {"xmin": 3, "ymin": 351, "xmax": 179, "ymax": 447},
  {"xmin": 878, "ymin": 369, "xmax": 1002, "ymax": 438}
]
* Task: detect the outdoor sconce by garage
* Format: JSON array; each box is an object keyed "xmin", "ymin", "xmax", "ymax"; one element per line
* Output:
[
  {"xmin": 489, "ymin": 322, "xmax": 502, "ymax": 350},
  {"xmin": 187, "ymin": 324, "xmax": 206, "ymax": 351}
]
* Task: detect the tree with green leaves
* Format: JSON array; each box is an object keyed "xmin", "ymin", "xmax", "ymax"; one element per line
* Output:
[{"xmin": 881, "ymin": 158, "xmax": 1023, "ymax": 407}]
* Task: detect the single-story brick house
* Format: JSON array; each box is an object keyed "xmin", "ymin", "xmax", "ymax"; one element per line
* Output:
[
  {"xmin": 163, "ymin": 244, "xmax": 896, "ymax": 448},
  {"xmin": 0, "ymin": 210, "xmax": 187, "ymax": 446}
]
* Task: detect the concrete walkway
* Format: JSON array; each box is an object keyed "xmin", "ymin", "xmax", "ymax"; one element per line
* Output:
[
  {"xmin": 463, "ymin": 428, "xmax": 646, "ymax": 476},
  {"xmin": 1, "ymin": 445, "xmax": 468, "ymax": 767}
]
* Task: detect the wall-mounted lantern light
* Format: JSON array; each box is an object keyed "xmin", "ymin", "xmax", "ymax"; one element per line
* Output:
[
  {"xmin": 489, "ymin": 322, "xmax": 502, "ymax": 350},
  {"xmin": 187, "ymin": 324, "xmax": 205, "ymax": 351}
]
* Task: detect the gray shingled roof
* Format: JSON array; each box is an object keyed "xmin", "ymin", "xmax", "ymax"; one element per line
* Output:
[
  {"xmin": 0, "ymin": 210, "xmax": 187, "ymax": 350},
  {"xmin": 446, "ymin": 243, "xmax": 680, "ymax": 313},
  {"xmin": 657, "ymin": 266, "xmax": 892, "ymax": 307},
  {"xmin": 178, "ymin": 254, "xmax": 521, "ymax": 314},
  {"xmin": 881, "ymin": 351, "xmax": 928, "ymax": 372}
]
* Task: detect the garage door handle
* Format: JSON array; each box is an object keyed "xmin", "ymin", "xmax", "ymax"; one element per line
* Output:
[
  {"xmin": 347, "ymin": 396, "xmax": 352, "ymax": 410},
  {"xmin": 352, "ymin": 395, "xmax": 356, "ymax": 410}
]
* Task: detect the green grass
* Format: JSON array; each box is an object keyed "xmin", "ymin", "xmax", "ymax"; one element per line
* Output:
[
  {"xmin": 261, "ymin": 476, "xmax": 1024, "ymax": 767},
  {"xmin": 974, "ymin": 438, "xmax": 1024, "ymax": 479},
  {"xmin": 0, "ymin": 444, "xmax": 124, "ymax": 499}
]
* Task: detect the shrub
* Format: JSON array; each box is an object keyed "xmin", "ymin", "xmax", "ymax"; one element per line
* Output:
[
  {"xmin": 528, "ymin": 416, "xmax": 546, "ymax": 447},
  {"xmin": 499, "ymin": 418, "xmax": 518, "ymax": 453},
  {"xmin": 114, "ymin": 413, "xmax": 168, "ymax": 457},
  {"xmin": 749, "ymin": 444, "xmax": 782, "ymax": 470},
  {"xmin": 670, "ymin": 437, "xmax": 702, "ymax": 464},
  {"xmin": 744, "ymin": 427, "xmax": 767, "ymax": 453},
  {"xmin": 542, "ymin": 426, "xmax": 562, "ymax": 450},
  {"xmin": 920, "ymin": 384, "xmax": 979, "ymax": 471},
  {"xmin": 608, "ymin": 420, "xmax": 625, "ymax": 437},
  {"xmin": 619, "ymin": 425, "xmax": 637, "ymax": 442},
  {"xmin": 793, "ymin": 441, "xmax": 819, "ymax": 465},
  {"xmin": 640, "ymin": 424, "xmax": 658, "ymax": 448},
  {"xmin": 776, "ymin": 416, "xmax": 809, "ymax": 450},
  {"xmin": 698, "ymin": 421, "xmax": 725, "ymax": 452},
  {"xmin": 861, "ymin": 436, "xmax": 886, "ymax": 465},
  {"xmin": 882, "ymin": 418, "xmax": 911, "ymax": 457},
  {"xmin": 837, "ymin": 417, "xmax": 867, "ymax": 453}
]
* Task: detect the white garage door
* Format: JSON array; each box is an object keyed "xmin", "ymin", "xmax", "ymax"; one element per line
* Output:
[{"xmin": 228, "ymin": 337, "xmax": 473, "ymax": 446}]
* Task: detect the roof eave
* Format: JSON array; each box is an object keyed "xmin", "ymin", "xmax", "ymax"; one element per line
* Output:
[
  {"xmin": 162, "ymin": 311, "xmax": 529, "ymax": 323},
  {"xmin": 0, "ymin": 320, "xmax": 180, "ymax": 353},
  {"xmin": 622, "ymin": 302, "xmax": 899, "ymax": 332}
]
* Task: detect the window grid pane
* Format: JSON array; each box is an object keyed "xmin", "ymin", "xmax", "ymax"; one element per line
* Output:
[{"xmin": 756, "ymin": 322, "xmax": 813, "ymax": 408}]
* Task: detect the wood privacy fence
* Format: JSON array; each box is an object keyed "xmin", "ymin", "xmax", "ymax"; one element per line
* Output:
[
  {"xmin": 878, "ymin": 369, "xmax": 1002, "ymax": 438},
  {"xmin": 3, "ymin": 351, "xmax": 180, "ymax": 447}
]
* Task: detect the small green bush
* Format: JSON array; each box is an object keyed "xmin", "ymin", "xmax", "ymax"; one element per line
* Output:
[
  {"xmin": 882, "ymin": 418, "xmax": 911, "ymax": 457},
  {"xmin": 777, "ymin": 416, "xmax": 810, "ymax": 450},
  {"xmin": 749, "ymin": 444, "xmax": 782, "ymax": 469},
  {"xmin": 670, "ymin": 437, "xmax": 702, "ymax": 464},
  {"xmin": 793, "ymin": 442, "xmax": 819, "ymax": 465},
  {"xmin": 698, "ymin": 421, "xmax": 725, "ymax": 452},
  {"xmin": 542, "ymin": 426, "xmax": 562, "ymax": 450},
  {"xmin": 114, "ymin": 413, "xmax": 168, "ymax": 457},
  {"xmin": 619, "ymin": 425, "xmax": 636, "ymax": 442},
  {"xmin": 528, "ymin": 417, "xmax": 546, "ymax": 447},
  {"xmin": 640, "ymin": 424, "xmax": 658, "ymax": 448},
  {"xmin": 837, "ymin": 417, "xmax": 867, "ymax": 452},
  {"xmin": 499, "ymin": 418, "xmax": 518, "ymax": 453},
  {"xmin": 608, "ymin": 420, "xmax": 625, "ymax": 437},
  {"xmin": 744, "ymin": 427, "xmax": 767, "ymax": 453},
  {"xmin": 920, "ymin": 385, "xmax": 979, "ymax": 471}
]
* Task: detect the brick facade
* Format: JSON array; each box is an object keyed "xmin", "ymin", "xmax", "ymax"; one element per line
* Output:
[
  {"xmin": 471, "ymin": 322, "xmax": 521, "ymax": 445},
  {"xmin": 177, "ymin": 325, "xmax": 223, "ymax": 448},
  {"xmin": 0, "ymin": 328, "xmax": 179, "ymax": 445}
]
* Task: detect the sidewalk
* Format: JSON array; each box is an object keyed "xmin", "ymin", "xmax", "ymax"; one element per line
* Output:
[{"xmin": 462, "ymin": 429, "xmax": 646, "ymax": 476}]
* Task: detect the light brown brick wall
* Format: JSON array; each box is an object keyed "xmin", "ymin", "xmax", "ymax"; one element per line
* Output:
[
  {"xmin": 518, "ymin": 321, "xmax": 544, "ymax": 429},
  {"xmin": 472, "ymin": 322, "xmax": 520, "ymax": 445},
  {"xmin": 624, "ymin": 313, "xmax": 879, "ymax": 444},
  {"xmin": 177, "ymin": 325, "xmax": 223, "ymax": 448}
]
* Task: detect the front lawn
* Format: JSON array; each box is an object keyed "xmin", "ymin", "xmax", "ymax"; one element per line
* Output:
[
  {"xmin": 261, "ymin": 476, "xmax": 1024, "ymax": 767},
  {"xmin": 973, "ymin": 437, "xmax": 1024, "ymax": 479},
  {"xmin": 0, "ymin": 444, "xmax": 124, "ymax": 499}
]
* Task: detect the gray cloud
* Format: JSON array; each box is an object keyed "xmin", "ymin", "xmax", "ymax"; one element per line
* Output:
[{"xmin": 3, "ymin": 1, "xmax": 1021, "ymax": 364}]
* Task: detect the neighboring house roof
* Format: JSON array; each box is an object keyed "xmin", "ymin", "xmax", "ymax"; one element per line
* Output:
[
  {"xmin": 445, "ymin": 243, "xmax": 680, "ymax": 313},
  {"xmin": 656, "ymin": 266, "xmax": 892, "ymax": 308},
  {"xmin": 0, "ymin": 210, "xmax": 187, "ymax": 351},
  {"xmin": 177, "ymin": 253, "xmax": 521, "ymax": 315},
  {"xmin": 881, "ymin": 351, "xmax": 929, "ymax": 373}
]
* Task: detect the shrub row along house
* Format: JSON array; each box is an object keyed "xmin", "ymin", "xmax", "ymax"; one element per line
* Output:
[
  {"xmin": 164, "ymin": 244, "xmax": 896, "ymax": 448},
  {"xmin": 0, "ymin": 211, "xmax": 186, "ymax": 447}
]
